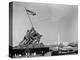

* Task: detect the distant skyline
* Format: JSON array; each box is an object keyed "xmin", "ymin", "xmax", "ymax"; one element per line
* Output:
[{"xmin": 13, "ymin": 2, "xmax": 78, "ymax": 47}]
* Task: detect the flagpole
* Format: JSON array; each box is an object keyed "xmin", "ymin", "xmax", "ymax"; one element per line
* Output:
[
  {"xmin": 27, "ymin": 12, "xmax": 34, "ymax": 27},
  {"xmin": 24, "ymin": 8, "xmax": 34, "ymax": 28}
]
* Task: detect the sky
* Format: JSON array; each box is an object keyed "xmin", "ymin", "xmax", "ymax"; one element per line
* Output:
[{"xmin": 12, "ymin": 2, "xmax": 78, "ymax": 47}]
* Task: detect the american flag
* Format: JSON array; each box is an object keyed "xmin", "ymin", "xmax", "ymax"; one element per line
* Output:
[{"xmin": 25, "ymin": 8, "xmax": 36, "ymax": 16}]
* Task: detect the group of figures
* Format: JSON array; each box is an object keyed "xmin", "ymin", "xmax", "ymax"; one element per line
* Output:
[{"xmin": 19, "ymin": 27, "xmax": 44, "ymax": 48}]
